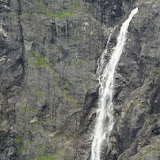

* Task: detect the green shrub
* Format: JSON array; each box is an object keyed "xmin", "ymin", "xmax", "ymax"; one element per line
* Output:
[{"xmin": 35, "ymin": 86, "xmax": 45, "ymax": 97}]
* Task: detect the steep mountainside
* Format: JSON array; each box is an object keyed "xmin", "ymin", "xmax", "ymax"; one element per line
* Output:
[{"xmin": 0, "ymin": 0, "xmax": 159, "ymax": 160}]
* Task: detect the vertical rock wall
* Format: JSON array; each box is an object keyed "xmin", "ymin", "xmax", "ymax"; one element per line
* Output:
[
  {"xmin": 0, "ymin": 0, "xmax": 103, "ymax": 159},
  {"xmin": 0, "ymin": 0, "xmax": 159, "ymax": 160}
]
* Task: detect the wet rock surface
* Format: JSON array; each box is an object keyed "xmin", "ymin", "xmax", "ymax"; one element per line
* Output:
[{"xmin": 0, "ymin": 0, "xmax": 159, "ymax": 159}]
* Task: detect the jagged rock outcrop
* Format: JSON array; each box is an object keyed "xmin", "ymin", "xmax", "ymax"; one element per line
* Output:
[
  {"xmin": 111, "ymin": 1, "xmax": 160, "ymax": 159},
  {"xmin": 0, "ymin": 0, "xmax": 103, "ymax": 159},
  {"xmin": 0, "ymin": 0, "xmax": 159, "ymax": 160}
]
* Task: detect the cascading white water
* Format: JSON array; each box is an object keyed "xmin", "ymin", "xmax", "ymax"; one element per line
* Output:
[
  {"xmin": 0, "ymin": 14, "xmax": 7, "ymax": 37},
  {"xmin": 91, "ymin": 8, "xmax": 138, "ymax": 160}
]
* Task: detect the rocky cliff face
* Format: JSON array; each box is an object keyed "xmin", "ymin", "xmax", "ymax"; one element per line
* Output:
[{"xmin": 0, "ymin": 0, "xmax": 159, "ymax": 160}]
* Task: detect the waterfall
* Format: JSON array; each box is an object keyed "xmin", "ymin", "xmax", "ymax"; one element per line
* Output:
[
  {"xmin": 97, "ymin": 27, "xmax": 116, "ymax": 76},
  {"xmin": 91, "ymin": 8, "xmax": 138, "ymax": 160},
  {"xmin": 0, "ymin": 14, "xmax": 7, "ymax": 37}
]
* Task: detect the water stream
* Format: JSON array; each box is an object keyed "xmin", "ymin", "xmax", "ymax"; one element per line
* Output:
[{"xmin": 91, "ymin": 8, "xmax": 138, "ymax": 160}]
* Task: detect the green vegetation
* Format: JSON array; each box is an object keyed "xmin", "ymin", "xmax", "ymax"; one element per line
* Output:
[
  {"xmin": 36, "ymin": 121, "xmax": 41, "ymax": 125},
  {"xmin": 19, "ymin": 100, "xmax": 27, "ymax": 107},
  {"xmin": 31, "ymin": 50, "xmax": 52, "ymax": 70},
  {"xmin": 34, "ymin": 54, "xmax": 46, "ymax": 68},
  {"xmin": 24, "ymin": 107, "xmax": 37, "ymax": 114},
  {"xmin": 75, "ymin": 59, "xmax": 85, "ymax": 66},
  {"xmin": 48, "ymin": 65, "xmax": 57, "ymax": 78},
  {"xmin": 30, "ymin": 151, "xmax": 62, "ymax": 160},
  {"xmin": 32, "ymin": 0, "xmax": 82, "ymax": 19},
  {"xmin": 145, "ymin": 105, "xmax": 150, "ymax": 109},
  {"xmin": 65, "ymin": 95, "xmax": 74, "ymax": 100},
  {"xmin": 35, "ymin": 86, "xmax": 45, "ymax": 97},
  {"xmin": 31, "ymin": 51, "xmax": 46, "ymax": 68},
  {"xmin": 14, "ymin": 137, "xmax": 24, "ymax": 152},
  {"xmin": 31, "ymin": 50, "xmax": 36, "ymax": 57},
  {"xmin": 64, "ymin": 89, "xmax": 70, "ymax": 93},
  {"xmin": 30, "ymin": 50, "xmax": 70, "ymax": 93},
  {"xmin": 28, "ymin": 140, "xmax": 33, "ymax": 145},
  {"xmin": 144, "ymin": 0, "xmax": 159, "ymax": 3},
  {"xmin": 30, "ymin": 50, "xmax": 78, "ymax": 108},
  {"xmin": 31, "ymin": 51, "xmax": 58, "ymax": 82},
  {"xmin": 155, "ymin": 67, "xmax": 160, "ymax": 71},
  {"xmin": 29, "ymin": 129, "xmax": 74, "ymax": 160},
  {"xmin": 132, "ymin": 98, "xmax": 149, "ymax": 111},
  {"xmin": 47, "ymin": 10, "xmax": 76, "ymax": 19},
  {"xmin": 137, "ymin": 146, "xmax": 160, "ymax": 160},
  {"xmin": 35, "ymin": 144, "xmax": 45, "ymax": 156},
  {"xmin": 31, "ymin": 129, "xmax": 38, "ymax": 132},
  {"xmin": 14, "ymin": 137, "xmax": 23, "ymax": 144},
  {"xmin": 154, "ymin": 0, "xmax": 159, "ymax": 1},
  {"xmin": 31, "ymin": 154, "xmax": 55, "ymax": 160}
]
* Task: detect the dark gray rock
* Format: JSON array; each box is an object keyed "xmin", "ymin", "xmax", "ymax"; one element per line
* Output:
[{"xmin": 0, "ymin": 0, "xmax": 159, "ymax": 159}]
